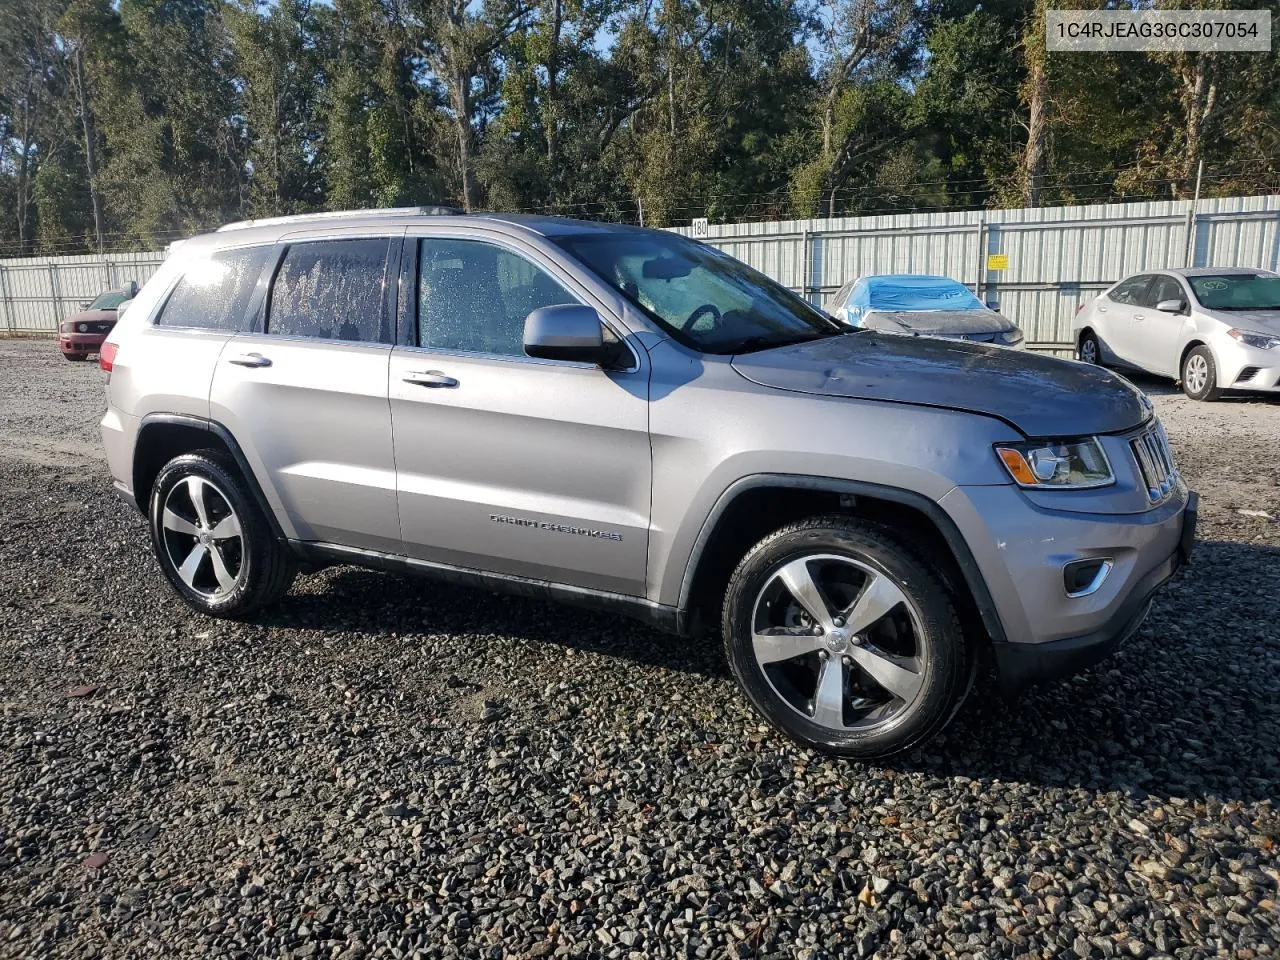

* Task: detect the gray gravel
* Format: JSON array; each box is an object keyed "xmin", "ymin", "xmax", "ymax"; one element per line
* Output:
[{"xmin": 1, "ymin": 338, "xmax": 1278, "ymax": 960}]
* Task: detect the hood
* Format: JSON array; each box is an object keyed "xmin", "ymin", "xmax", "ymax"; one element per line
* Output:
[
  {"xmin": 866, "ymin": 309, "xmax": 1016, "ymax": 337},
  {"xmin": 1205, "ymin": 309, "xmax": 1280, "ymax": 334},
  {"xmin": 64, "ymin": 308, "xmax": 117, "ymax": 325},
  {"xmin": 731, "ymin": 332, "xmax": 1151, "ymax": 437}
]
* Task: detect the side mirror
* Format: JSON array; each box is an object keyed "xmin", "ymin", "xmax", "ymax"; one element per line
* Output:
[
  {"xmin": 124, "ymin": 279, "xmax": 139, "ymax": 299},
  {"xmin": 1155, "ymin": 299, "xmax": 1185, "ymax": 314},
  {"xmin": 524, "ymin": 304, "xmax": 614, "ymax": 365}
]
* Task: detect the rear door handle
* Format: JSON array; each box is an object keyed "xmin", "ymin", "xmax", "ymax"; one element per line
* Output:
[
  {"xmin": 402, "ymin": 370, "xmax": 458, "ymax": 388},
  {"xmin": 228, "ymin": 352, "xmax": 272, "ymax": 368}
]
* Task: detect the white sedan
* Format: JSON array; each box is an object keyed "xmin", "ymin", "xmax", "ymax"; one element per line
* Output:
[{"xmin": 1072, "ymin": 267, "xmax": 1280, "ymax": 401}]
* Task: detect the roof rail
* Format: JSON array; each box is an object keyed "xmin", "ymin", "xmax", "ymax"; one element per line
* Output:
[{"xmin": 216, "ymin": 205, "xmax": 464, "ymax": 232}]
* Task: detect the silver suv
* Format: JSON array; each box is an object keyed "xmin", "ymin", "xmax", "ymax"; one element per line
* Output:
[{"xmin": 101, "ymin": 208, "xmax": 1198, "ymax": 758}]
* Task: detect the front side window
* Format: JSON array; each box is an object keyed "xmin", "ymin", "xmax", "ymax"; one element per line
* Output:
[
  {"xmin": 1144, "ymin": 276, "xmax": 1186, "ymax": 309},
  {"xmin": 1188, "ymin": 273, "xmax": 1280, "ymax": 311},
  {"xmin": 417, "ymin": 238, "xmax": 579, "ymax": 357},
  {"xmin": 268, "ymin": 238, "xmax": 391, "ymax": 343},
  {"xmin": 555, "ymin": 231, "xmax": 842, "ymax": 354},
  {"xmin": 157, "ymin": 246, "xmax": 271, "ymax": 330},
  {"xmin": 1108, "ymin": 274, "xmax": 1152, "ymax": 306}
]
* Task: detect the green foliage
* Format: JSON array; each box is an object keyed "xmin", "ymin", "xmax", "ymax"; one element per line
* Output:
[{"xmin": 0, "ymin": 0, "xmax": 1277, "ymax": 253}]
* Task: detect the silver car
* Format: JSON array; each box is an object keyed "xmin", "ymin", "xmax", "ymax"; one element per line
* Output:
[
  {"xmin": 1072, "ymin": 267, "xmax": 1280, "ymax": 400},
  {"xmin": 101, "ymin": 208, "xmax": 1197, "ymax": 758}
]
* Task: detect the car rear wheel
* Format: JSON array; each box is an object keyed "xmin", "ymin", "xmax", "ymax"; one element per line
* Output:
[
  {"xmin": 63, "ymin": 352, "xmax": 88, "ymax": 362},
  {"xmin": 722, "ymin": 517, "xmax": 969, "ymax": 759},
  {"xmin": 1078, "ymin": 332, "xmax": 1102, "ymax": 366},
  {"xmin": 1181, "ymin": 346, "xmax": 1222, "ymax": 401},
  {"xmin": 149, "ymin": 451, "xmax": 297, "ymax": 617}
]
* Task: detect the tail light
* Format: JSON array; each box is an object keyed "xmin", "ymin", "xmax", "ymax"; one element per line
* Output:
[{"xmin": 99, "ymin": 341, "xmax": 118, "ymax": 373}]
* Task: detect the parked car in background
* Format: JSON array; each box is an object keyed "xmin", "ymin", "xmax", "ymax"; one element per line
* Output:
[
  {"xmin": 828, "ymin": 275, "xmax": 1025, "ymax": 348},
  {"xmin": 100, "ymin": 208, "xmax": 1196, "ymax": 759},
  {"xmin": 1073, "ymin": 268, "xmax": 1280, "ymax": 401},
  {"xmin": 59, "ymin": 281, "xmax": 137, "ymax": 361}
]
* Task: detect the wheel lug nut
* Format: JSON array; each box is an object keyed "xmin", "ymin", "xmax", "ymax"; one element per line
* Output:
[
  {"xmin": 812, "ymin": 626, "xmax": 823, "ymax": 636},
  {"xmin": 842, "ymin": 656, "xmax": 852, "ymax": 666},
  {"xmin": 833, "ymin": 617, "xmax": 845, "ymax": 627}
]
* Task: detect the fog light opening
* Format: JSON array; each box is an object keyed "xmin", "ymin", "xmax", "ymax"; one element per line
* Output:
[{"xmin": 1063, "ymin": 558, "xmax": 1113, "ymax": 598}]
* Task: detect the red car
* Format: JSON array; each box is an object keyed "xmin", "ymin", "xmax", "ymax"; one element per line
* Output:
[{"xmin": 59, "ymin": 283, "xmax": 136, "ymax": 361}]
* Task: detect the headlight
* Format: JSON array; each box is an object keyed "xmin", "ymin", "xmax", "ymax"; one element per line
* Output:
[
  {"xmin": 999, "ymin": 329, "xmax": 1024, "ymax": 346},
  {"xmin": 1228, "ymin": 328, "xmax": 1280, "ymax": 350},
  {"xmin": 995, "ymin": 437, "xmax": 1114, "ymax": 489}
]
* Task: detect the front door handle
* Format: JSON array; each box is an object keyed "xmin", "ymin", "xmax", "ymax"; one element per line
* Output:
[
  {"xmin": 403, "ymin": 370, "xmax": 458, "ymax": 388},
  {"xmin": 228, "ymin": 352, "xmax": 272, "ymax": 368}
]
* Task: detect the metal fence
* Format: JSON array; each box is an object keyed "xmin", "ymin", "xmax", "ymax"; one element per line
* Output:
[
  {"xmin": 3, "ymin": 194, "xmax": 1280, "ymax": 348},
  {"xmin": 672, "ymin": 194, "xmax": 1280, "ymax": 354},
  {"xmin": 0, "ymin": 251, "xmax": 166, "ymax": 335}
]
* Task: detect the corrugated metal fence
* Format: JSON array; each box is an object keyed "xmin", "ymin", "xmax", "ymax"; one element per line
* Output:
[
  {"xmin": 3, "ymin": 194, "xmax": 1279, "ymax": 347},
  {"xmin": 0, "ymin": 252, "xmax": 166, "ymax": 335},
  {"xmin": 672, "ymin": 194, "xmax": 1280, "ymax": 353}
]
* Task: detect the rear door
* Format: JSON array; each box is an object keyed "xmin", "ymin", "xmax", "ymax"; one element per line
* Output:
[
  {"xmin": 388, "ymin": 230, "xmax": 651, "ymax": 597},
  {"xmin": 209, "ymin": 231, "xmax": 403, "ymax": 553}
]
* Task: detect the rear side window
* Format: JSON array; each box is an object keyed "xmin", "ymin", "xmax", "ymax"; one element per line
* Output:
[
  {"xmin": 268, "ymin": 238, "xmax": 391, "ymax": 343},
  {"xmin": 1108, "ymin": 274, "xmax": 1152, "ymax": 306},
  {"xmin": 156, "ymin": 246, "xmax": 270, "ymax": 330}
]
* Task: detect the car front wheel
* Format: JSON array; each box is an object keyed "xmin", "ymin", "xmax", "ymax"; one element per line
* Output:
[
  {"xmin": 1181, "ymin": 345, "xmax": 1222, "ymax": 401},
  {"xmin": 148, "ymin": 451, "xmax": 297, "ymax": 617},
  {"xmin": 722, "ymin": 517, "xmax": 969, "ymax": 759}
]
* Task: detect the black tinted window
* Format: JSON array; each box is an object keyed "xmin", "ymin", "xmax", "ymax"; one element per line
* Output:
[
  {"xmin": 1108, "ymin": 274, "xmax": 1152, "ymax": 306},
  {"xmin": 157, "ymin": 246, "xmax": 270, "ymax": 330},
  {"xmin": 417, "ymin": 239, "xmax": 578, "ymax": 356},
  {"xmin": 268, "ymin": 239, "xmax": 390, "ymax": 343}
]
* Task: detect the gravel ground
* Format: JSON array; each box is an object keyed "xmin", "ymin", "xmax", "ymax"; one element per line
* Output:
[{"xmin": 0, "ymin": 337, "xmax": 1277, "ymax": 960}]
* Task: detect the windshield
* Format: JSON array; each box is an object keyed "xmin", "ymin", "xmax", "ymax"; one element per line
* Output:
[
  {"xmin": 87, "ymin": 291, "xmax": 128, "ymax": 311},
  {"xmin": 1188, "ymin": 273, "xmax": 1280, "ymax": 311},
  {"xmin": 861, "ymin": 276, "xmax": 987, "ymax": 314},
  {"xmin": 555, "ymin": 231, "xmax": 842, "ymax": 354}
]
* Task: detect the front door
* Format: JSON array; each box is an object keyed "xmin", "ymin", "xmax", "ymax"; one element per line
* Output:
[
  {"xmin": 1134, "ymin": 275, "xmax": 1191, "ymax": 377},
  {"xmin": 209, "ymin": 234, "xmax": 402, "ymax": 553},
  {"xmin": 389, "ymin": 234, "xmax": 651, "ymax": 597}
]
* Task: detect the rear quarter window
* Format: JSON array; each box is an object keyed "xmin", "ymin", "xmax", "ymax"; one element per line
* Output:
[{"xmin": 156, "ymin": 246, "xmax": 271, "ymax": 331}]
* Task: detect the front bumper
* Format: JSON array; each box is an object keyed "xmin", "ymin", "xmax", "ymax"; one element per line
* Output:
[
  {"xmin": 942, "ymin": 481, "xmax": 1197, "ymax": 689},
  {"xmin": 1215, "ymin": 336, "xmax": 1280, "ymax": 391},
  {"xmin": 59, "ymin": 333, "xmax": 108, "ymax": 355},
  {"xmin": 992, "ymin": 492, "xmax": 1196, "ymax": 687}
]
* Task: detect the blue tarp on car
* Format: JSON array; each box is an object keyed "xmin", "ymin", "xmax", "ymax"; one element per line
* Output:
[{"xmin": 845, "ymin": 275, "xmax": 986, "ymax": 324}]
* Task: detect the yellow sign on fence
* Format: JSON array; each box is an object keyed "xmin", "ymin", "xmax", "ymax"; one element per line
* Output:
[{"xmin": 986, "ymin": 253, "xmax": 1009, "ymax": 271}]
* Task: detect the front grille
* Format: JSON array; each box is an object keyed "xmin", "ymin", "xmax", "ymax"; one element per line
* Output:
[{"xmin": 1130, "ymin": 423, "xmax": 1177, "ymax": 502}]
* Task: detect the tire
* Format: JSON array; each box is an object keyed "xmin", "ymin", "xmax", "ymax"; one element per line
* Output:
[
  {"xmin": 722, "ymin": 516, "xmax": 969, "ymax": 759},
  {"xmin": 148, "ymin": 450, "xmax": 297, "ymax": 617},
  {"xmin": 1077, "ymin": 331, "xmax": 1102, "ymax": 366},
  {"xmin": 63, "ymin": 352, "xmax": 88, "ymax": 362},
  {"xmin": 1181, "ymin": 345, "xmax": 1222, "ymax": 401}
]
